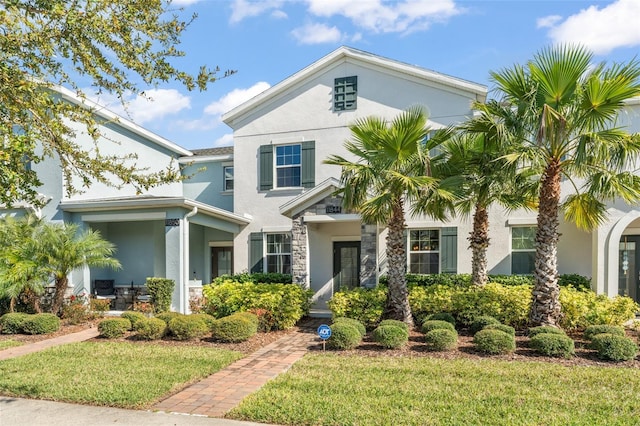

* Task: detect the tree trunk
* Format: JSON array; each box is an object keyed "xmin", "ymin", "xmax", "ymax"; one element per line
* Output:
[
  {"xmin": 382, "ymin": 200, "xmax": 414, "ymax": 327},
  {"xmin": 469, "ymin": 204, "xmax": 490, "ymax": 286},
  {"xmin": 530, "ymin": 160, "xmax": 562, "ymax": 326},
  {"xmin": 51, "ymin": 275, "xmax": 68, "ymax": 314}
]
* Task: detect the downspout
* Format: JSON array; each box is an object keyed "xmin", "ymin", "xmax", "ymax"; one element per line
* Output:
[{"xmin": 183, "ymin": 206, "xmax": 198, "ymax": 314}]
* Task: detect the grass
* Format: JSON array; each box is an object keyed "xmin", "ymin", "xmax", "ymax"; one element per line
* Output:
[
  {"xmin": 0, "ymin": 341, "xmax": 241, "ymax": 408},
  {"xmin": 229, "ymin": 353, "xmax": 640, "ymax": 426},
  {"xmin": 0, "ymin": 340, "xmax": 23, "ymax": 350}
]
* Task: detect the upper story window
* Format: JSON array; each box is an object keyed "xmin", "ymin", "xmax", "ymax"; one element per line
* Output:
[
  {"xmin": 334, "ymin": 76, "xmax": 357, "ymax": 111},
  {"xmin": 409, "ymin": 229, "xmax": 440, "ymax": 274},
  {"xmin": 511, "ymin": 226, "xmax": 536, "ymax": 274},
  {"xmin": 223, "ymin": 166, "xmax": 234, "ymax": 191},
  {"xmin": 275, "ymin": 144, "xmax": 301, "ymax": 188}
]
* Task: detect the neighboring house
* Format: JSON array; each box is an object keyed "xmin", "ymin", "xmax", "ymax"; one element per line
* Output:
[{"xmin": 3, "ymin": 47, "xmax": 640, "ymax": 314}]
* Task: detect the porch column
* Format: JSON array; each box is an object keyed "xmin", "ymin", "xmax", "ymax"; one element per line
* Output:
[
  {"xmin": 360, "ymin": 223, "xmax": 377, "ymax": 288},
  {"xmin": 165, "ymin": 218, "xmax": 183, "ymax": 312},
  {"xmin": 291, "ymin": 213, "xmax": 309, "ymax": 288}
]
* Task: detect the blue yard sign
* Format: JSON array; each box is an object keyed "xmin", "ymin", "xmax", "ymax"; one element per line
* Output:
[{"xmin": 317, "ymin": 324, "xmax": 332, "ymax": 340}]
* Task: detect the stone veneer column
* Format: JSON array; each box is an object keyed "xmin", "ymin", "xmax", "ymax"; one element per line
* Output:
[
  {"xmin": 360, "ymin": 223, "xmax": 377, "ymax": 288},
  {"xmin": 291, "ymin": 213, "xmax": 309, "ymax": 288}
]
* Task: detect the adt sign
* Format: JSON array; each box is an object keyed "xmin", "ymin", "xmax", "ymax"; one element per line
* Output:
[{"xmin": 317, "ymin": 324, "xmax": 332, "ymax": 340}]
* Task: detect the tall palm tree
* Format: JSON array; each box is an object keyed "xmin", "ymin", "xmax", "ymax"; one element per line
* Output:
[
  {"xmin": 325, "ymin": 106, "xmax": 455, "ymax": 326},
  {"xmin": 35, "ymin": 222, "xmax": 121, "ymax": 314},
  {"xmin": 484, "ymin": 45, "xmax": 640, "ymax": 326},
  {"xmin": 437, "ymin": 132, "xmax": 537, "ymax": 286}
]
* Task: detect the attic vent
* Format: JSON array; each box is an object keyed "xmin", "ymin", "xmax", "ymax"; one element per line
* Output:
[{"xmin": 334, "ymin": 76, "xmax": 357, "ymax": 111}]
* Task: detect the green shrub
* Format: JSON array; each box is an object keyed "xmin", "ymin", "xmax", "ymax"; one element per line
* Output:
[
  {"xmin": 591, "ymin": 334, "xmax": 638, "ymax": 362},
  {"xmin": 168, "ymin": 315, "xmax": 209, "ymax": 341},
  {"xmin": 61, "ymin": 295, "xmax": 90, "ymax": 325},
  {"xmin": 488, "ymin": 275, "xmax": 534, "ymax": 286},
  {"xmin": 211, "ymin": 314, "xmax": 258, "ymax": 343},
  {"xmin": 121, "ymin": 311, "xmax": 146, "ymax": 330},
  {"xmin": 425, "ymin": 312, "xmax": 456, "ymax": 326},
  {"xmin": 145, "ymin": 277, "xmax": 175, "ymax": 313},
  {"xmin": 469, "ymin": 316, "xmax": 501, "ymax": 334},
  {"xmin": 409, "ymin": 285, "xmax": 458, "ymax": 324},
  {"xmin": 484, "ymin": 323, "xmax": 516, "ymax": 336},
  {"xmin": 22, "ymin": 313, "xmax": 60, "ymax": 334},
  {"xmin": 203, "ymin": 280, "xmax": 312, "ymax": 330},
  {"xmin": 424, "ymin": 328, "xmax": 458, "ymax": 351},
  {"xmin": 98, "ymin": 318, "xmax": 131, "ymax": 338},
  {"xmin": 0, "ymin": 312, "xmax": 29, "ymax": 334},
  {"xmin": 328, "ymin": 287, "xmax": 386, "ymax": 329},
  {"xmin": 327, "ymin": 322, "xmax": 361, "ymax": 350},
  {"xmin": 213, "ymin": 272, "xmax": 292, "ymax": 285},
  {"xmin": 528, "ymin": 326, "xmax": 566, "ymax": 338},
  {"xmin": 135, "ymin": 317, "xmax": 167, "ymax": 340},
  {"xmin": 332, "ymin": 317, "xmax": 366, "ymax": 337},
  {"xmin": 189, "ymin": 313, "xmax": 218, "ymax": 332},
  {"xmin": 378, "ymin": 319, "xmax": 409, "ymax": 332},
  {"xmin": 372, "ymin": 325, "xmax": 408, "ymax": 349},
  {"xmin": 473, "ymin": 329, "xmax": 516, "ymax": 355},
  {"xmin": 529, "ymin": 333, "xmax": 575, "ymax": 358},
  {"xmin": 583, "ymin": 324, "xmax": 626, "ymax": 341},
  {"xmin": 421, "ymin": 320, "xmax": 455, "ymax": 334},
  {"xmin": 557, "ymin": 274, "xmax": 591, "ymax": 291},
  {"xmin": 453, "ymin": 284, "xmax": 532, "ymax": 327},
  {"xmin": 559, "ymin": 286, "xmax": 638, "ymax": 330},
  {"xmin": 155, "ymin": 311, "xmax": 183, "ymax": 325}
]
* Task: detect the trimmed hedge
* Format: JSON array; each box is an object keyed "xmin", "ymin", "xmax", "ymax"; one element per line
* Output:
[
  {"xmin": 372, "ymin": 325, "xmax": 408, "ymax": 349},
  {"xmin": 327, "ymin": 322, "xmax": 361, "ymax": 350},
  {"xmin": 583, "ymin": 324, "xmax": 625, "ymax": 341},
  {"xmin": 155, "ymin": 311, "xmax": 183, "ymax": 325},
  {"xmin": 121, "ymin": 311, "xmax": 146, "ymax": 330},
  {"xmin": 529, "ymin": 333, "xmax": 575, "ymax": 358},
  {"xmin": 378, "ymin": 319, "xmax": 409, "ymax": 332},
  {"xmin": 333, "ymin": 317, "xmax": 366, "ymax": 337},
  {"xmin": 484, "ymin": 323, "xmax": 516, "ymax": 336},
  {"xmin": 0, "ymin": 312, "xmax": 30, "ymax": 334},
  {"xmin": 212, "ymin": 272, "xmax": 292, "ymax": 285},
  {"xmin": 528, "ymin": 326, "xmax": 566, "ymax": 338},
  {"xmin": 328, "ymin": 287, "xmax": 386, "ymax": 330},
  {"xmin": 211, "ymin": 313, "xmax": 258, "ymax": 342},
  {"xmin": 145, "ymin": 277, "xmax": 175, "ymax": 313},
  {"xmin": 473, "ymin": 329, "xmax": 516, "ymax": 355},
  {"xmin": 169, "ymin": 315, "xmax": 209, "ymax": 341},
  {"xmin": 469, "ymin": 316, "xmax": 501, "ymax": 334},
  {"xmin": 424, "ymin": 328, "xmax": 458, "ymax": 351},
  {"xmin": 22, "ymin": 313, "xmax": 60, "ymax": 335},
  {"xmin": 425, "ymin": 312, "xmax": 456, "ymax": 326},
  {"xmin": 421, "ymin": 320, "xmax": 455, "ymax": 334},
  {"xmin": 98, "ymin": 318, "xmax": 131, "ymax": 338},
  {"xmin": 189, "ymin": 313, "xmax": 218, "ymax": 332},
  {"xmin": 135, "ymin": 317, "xmax": 167, "ymax": 340},
  {"xmin": 591, "ymin": 334, "xmax": 638, "ymax": 361}
]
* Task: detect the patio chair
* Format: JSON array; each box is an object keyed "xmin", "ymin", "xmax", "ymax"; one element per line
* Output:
[{"xmin": 94, "ymin": 279, "xmax": 116, "ymax": 306}]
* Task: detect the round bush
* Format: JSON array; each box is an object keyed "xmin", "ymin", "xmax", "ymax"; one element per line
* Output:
[
  {"xmin": 473, "ymin": 329, "xmax": 516, "ymax": 355},
  {"xmin": 528, "ymin": 326, "xmax": 566, "ymax": 338},
  {"xmin": 529, "ymin": 333, "xmax": 575, "ymax": 358},
  {"xmin": 469, "ymin": 316, "xmax": 501, "ymax": 334},
  {"xmin": 22, "ymin": 313, "xmax": 61, "ymax": 335},
  {"xmin": 424, "ymin": 328, "xmax": 458, "ymax": 351},
  {"xmin": 0, "ymin": 312, "xmax": 30, "ymax": 334},
  {"xmin": 372, "ymin": 325, "xmax": 408, "ymax": 349},
  {"xmin": 155, "ymin": 311, "xmax": 183, "ymax": 326},
  {"xmin": 583, "ymin": 324, "xmax": 625, "ymax": 341},
  {"xmin": 211, "ymin": 314, "xmax": 258, "ymax": 342},
  {"xmin": 189, "ymin": 313, "xmax": 218, "ymax": 332},
  {"xmin": 484, "ymin": 324, "xmax": 516, "ymax": 336},
  {"xmin": 230, "ymin": 311, "xmax": 260, "ymax": 331},
  {"xmin": 135, "ymin": 317, "xmax": 167, "ymax": 340},
  {"xmin": 169, "ymin": 315, "xmax": 209, "ymax": 341},
  {"xmin": 333, "ymin": 317, "xmax": 366, "ymax": 337},
  {"xmin": 421, "ymin": 320, "xmax": 455, "ymax": 334},
  {"xmin": 378, "ymin": 319, "xmax": 409, "ymax": 332},
  {"xmin": 591, "ymin": 334, "xmax": 638, "ymax": 362},
  {"xmin": 98, "ymin": 318, "xmax": 131, "ymax": 338},
  {"xmin": 121, "ymin": 311, "xmax": 146, "ymax": 330},
  {"xmin": 327, "ymin": 322, "xmax": 361, "ymax": 350},
  {"xmin": 426, "ymin": 312, "xmax": 456, "ymax": 326}
]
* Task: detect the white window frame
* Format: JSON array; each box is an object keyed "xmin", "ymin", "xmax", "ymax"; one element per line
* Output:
[
  {"xmin": 274, "ymin": 144, "xmax": 302, "ymax": 188},
  {"xmin": 265, "ymin": 233, "xmax": 292, "ymax": 274},
  {"xmin": 511, "ymin": 226, "xmax": 536, "ymax": 275},
  {"xmin": 223, "ymin": 165, "xmax": 234, "ymax": 192},
  {"xmin": 408, "ymin": 229, "xmax": 440, "ymax": 274}
]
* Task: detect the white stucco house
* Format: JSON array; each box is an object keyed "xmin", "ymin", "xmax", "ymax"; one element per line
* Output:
[{"xmin": 4, "ymin": 46, "xmax": 640, "ymax": 314}]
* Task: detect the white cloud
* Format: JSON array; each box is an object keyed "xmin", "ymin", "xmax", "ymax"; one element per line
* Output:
[
  {"xmin": 305, "ymin": 0, "xmax": 461, "ymax": 33},
  {"xmin": 230, "ymin": 0, "xmax": 286, "ymax": 24},
  {"xmin": 536, "ymin": 15, "xmax": 562, "ymax": 29},
  {"xmin": 88, "ymin": 89, "xmax": 191, "ymax": 125},
  {"xmin": 171, "ymin": 0, "xmax": 202, "ymax": 6},
  {"xmin": 543, "ymin": 0, "xmax": 640, "ymax": 54},
  {"xmin": 271, "ymin": 10, "xmax": 288, "ymax": 19},
  {"xmin": 291, "ymin": 23, "xmax": 343, "ymax": 44},
  {"xmin": 204, "ymin": 81, "xmax": 271, "ymax": 116},
  {"xmin": 213, "ymin": 133, "xmax": 234, "ymax": 147}
]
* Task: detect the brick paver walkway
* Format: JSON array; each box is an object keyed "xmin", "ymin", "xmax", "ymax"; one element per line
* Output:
[
  {"xmin": 152, "ymin": 323, "xmax": 320, "ymax": 417},
  {"xmin": 0, "ymin": 327, "xmax": 100, "ymax": 361}
]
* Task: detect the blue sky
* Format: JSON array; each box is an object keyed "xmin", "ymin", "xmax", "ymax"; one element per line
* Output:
[{"xmin": 92, "ymin": 0, "xmax": 640, "ymax": 151}]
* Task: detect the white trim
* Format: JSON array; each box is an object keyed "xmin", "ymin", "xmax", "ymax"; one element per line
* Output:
[
  {"xmin": 262, "ymin": 225, "xmax": 292, "ymax": 233},
  {"xmin": 81, "ymin": 212, "xmax": 165, "ymax": 222},
  {"xmin": 178, "ymin": 154, "xmax": 232, "ymax": 164},
  {"xmin": 279, "ymin": 177, "xmax": 342, "ymax": 217},
  {"xmin": 303, "ymin": 214, "xmax": 361, "ymax": 223},
  {"xmin": 209, "ymin": 241, "xmax": 233, "ymax": 247},
  {"xmin": 331, "ymin": 236, "xmax": 361, "ymax": 242},
  {"xmin": 507, "ymin": 217, "xmax": 537, "ymax": 226}
]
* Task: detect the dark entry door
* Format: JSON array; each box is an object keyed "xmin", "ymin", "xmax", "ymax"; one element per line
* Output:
[
  {"xmin": 333, "ymin": 241, "xmax": 360, "ymax": 292},
  {"xmin": 619, "ymin": 235, "xmax": 640, "ymax": 303},
  {"xmin": 211, "ymin": 247, "xmax": 233, "ymax": 279}
]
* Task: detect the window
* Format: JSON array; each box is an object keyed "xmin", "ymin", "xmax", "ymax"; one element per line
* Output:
[
  {"xmin": 334, "ymin": 76, "xmax": 357, "ymax": 111},
  {"xmin": 223, "ymin": 166, "xmax": 234, "ymax": 191},
  {"xmin": 266, "ymin": 233, "xmax": 292, "ymax": 274},
  {"xmin": 511, "ymin": 226, "xmax": 536, "ymax": 274},
  {"xmin": 409, "ymin": 229, "xmax": 440, "ymax": 274},
  {"xmin": 275, "ymin": 144, "xmax": 301, "ymax": 188}
]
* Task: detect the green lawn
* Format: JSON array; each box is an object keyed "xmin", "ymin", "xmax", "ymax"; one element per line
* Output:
[
  {"xmin": 229, "ymin": 353, "xmax": 640, "ymax": 426},
  {"xmin": 0, "ymin": 340, "xmax": 23, "ymax": 350},
  {"xmin": 0, "ymin": 341, "xmax": 241, "ymax": 408}
]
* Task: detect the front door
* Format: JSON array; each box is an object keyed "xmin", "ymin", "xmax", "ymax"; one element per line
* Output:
[
  {"xmin": 211, "ymin": 247, "xmax": 233, "ymax": 280},
  {"xmin": 333, "ymin": 241, "xmax": 360, "ymax": 292},
  {"xmin": 619, "ymin": 235, "xmax": 640, "ymax": 303}
]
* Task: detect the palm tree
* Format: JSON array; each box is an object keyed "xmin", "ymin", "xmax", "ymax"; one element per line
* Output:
[
  {"xmin": 325, "ymin": 106, "xmax": 455, "ymax": 326},
  {"xmin": 437, "ymin": 131, "xmax": 537, "ymax": 286},
  {"xmin": 484, "ymin": 45, "xmax": 640, "ymax": 326},
  {"xmin": 35, "ymin": 222, "xmax": 121, "ymax": 314}
]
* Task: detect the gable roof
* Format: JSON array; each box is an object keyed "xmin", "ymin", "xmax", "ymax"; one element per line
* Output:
[
  {"xmin": 223, "ymin": 46, "xmax": 487, "ymax": 127},
  {"xmin": 279, "ymin": 177, "xmax": 342, "ymax": 217}
]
